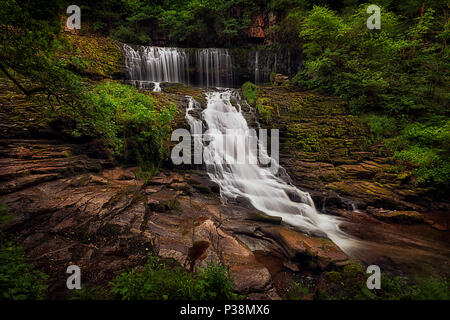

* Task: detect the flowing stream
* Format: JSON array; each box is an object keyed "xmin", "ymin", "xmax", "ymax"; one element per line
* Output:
[
  {"xmin": 122, "ymin": 43, "xmax": 356, "ymax": 253},
  {"xmin": 186, "ymin": 89, "xmax": 356, "ymax": 254}
]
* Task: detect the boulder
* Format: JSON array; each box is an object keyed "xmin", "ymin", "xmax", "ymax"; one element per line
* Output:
[{"xmin": 260, "ymin": 226, "xmax": 348, "ymax": 270}]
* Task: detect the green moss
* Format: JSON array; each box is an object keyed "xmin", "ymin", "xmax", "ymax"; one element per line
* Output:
[
  {"xmin": 60, "ymin": 33, "xmax": 123, "ymax": 78},
  {"xmin": 241, "ymin": 82, "xmax": 259, "ymax": 106},
  {"xmin": 325, "ymin": 271, "xmax": 343, "ymax": 284}
]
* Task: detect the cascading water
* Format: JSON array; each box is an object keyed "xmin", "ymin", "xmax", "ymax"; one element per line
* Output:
[
  {"xmin": 123, "ymin": 44, "xmax": 189, "ymax": 90},
  {"xmin": 254, "ymin": 51, "xmax": 259, "ymax": 84},
  {"xmin": 196, "ymin": 48, "xmax": 234, "ymax": 88},
  {"xmin": 123, "ymin": 44, "xmax": 235, "ymax": 89},
  {"xmin": 122, "ymin": 43, "xmax": 354, "ymax": 252},
  {"xmin": 186, "ymin": 90, "xmax": 356, "ymax": 254}
]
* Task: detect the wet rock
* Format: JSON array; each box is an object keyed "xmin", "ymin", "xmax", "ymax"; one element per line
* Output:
[
  {"xmin": 148, "ymin": 198, "xmax": 180, "ymax": 212},
  {"xmin": 366, "ymin": 207, "xmax": 424, "ymax": 224},
  {"xmin": 0, "ymin": 173, "xmax": 59, "ymax": 195},
  {"xmin": 431, "ymin": 223, "xmax": 447, "ymax": 231},
  {"xmin": 246, "ymin": 211, "xmax": 282, "ymax": 225},
  {"xmin": 103, "ymin": 167, "xmax": 136, "ymax": 180},
  {"xmin": 193, "ymin": 185, "xmax": 212, "ymax": 194},
  {"xmin": 260, "ymin": 226, "xmax": 349, "ymax": 270},
  {"xmin": 230, "ymin": 265, "xmax": 272, "ymax": 293},
  {"xmin": 169, "ymin": 182, "xmax": 191, "ymax": 193},
  {"xmin": 89, "ymin": 175, "xmax": 108, "ymax": 185}
]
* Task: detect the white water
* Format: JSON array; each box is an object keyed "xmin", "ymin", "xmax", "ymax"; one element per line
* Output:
[
  {"xmin": 123, "ymin": 44, "xmax": 235, "ymax": 89},
  {"xmin": 187, "ymin": 89, "xmax": 356, "ymax": 253},
  {"xmin": 153, "ymin": 82, "xmax": 161, "ymax": 92},
  {"xmin": 254, "ymin": 51, "xmax": 259, "ymax": 84},
  {"xmin": 123, "ymin": 44, "xmax": 189, "ymax": 86},
  {"xmin": 196, "ymin": 48, "xmax": 234, "ymax": 87}
]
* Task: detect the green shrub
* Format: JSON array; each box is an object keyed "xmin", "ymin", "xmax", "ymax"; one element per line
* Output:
[
  {"xmin": 256, "ymin": 98, "xmax": 273, "ymax": 123},
  {"xmin": 241, "ymin": 81, "xmax": 259, "ymax": 106},
  {"xmin": 69, "ymin": 286, "xmax": 108, "ymax": 300},
  {"xmin": 0, "ymin": 235, "xmax": 48, "ymax": 300},
  {"xmin": 293, "ymin": 5, "xmax": 448, "ymax": 117},
  {"xmin": 389, "ymin": 118, "xmax": 450, "ymax": 186},
  {"xmin": 360, "ymin": 114, "xmax": 398, "ymax": 141},
  {"xmin": 66, "ymin": 82, "xmax": 178, "ymax": 167},
  {"xmin": 411, "ymin": 277, "xmax": 449, "ymax": 300},
  {"xmin": 318, "ymin": 261, "xmax": 449, "ymax": 300},
  {"xmin": 110, "ymin": 254, "xmax": 238, "ymax": 300},
  {"xmin": 195, "ymin": 264, "xmax": 239, "ymax": 300}
]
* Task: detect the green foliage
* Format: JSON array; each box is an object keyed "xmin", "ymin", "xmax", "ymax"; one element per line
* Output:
[
  {"xmin": 256, "ymin": 98, "xmax": 273, "ymax": 123},
  {"xmin": 110, "ymin": 254, "xmax": 238, "ymax": 300},
  {"xmin": 0, "ymin": 203, "xmax": 10, "ymax": 225},
  {"xmin": 411, "ymin": 276, "xmax": 450, "ymax": 300},
  {"xmin": 290, "ymin": 4, "xmax": 449, "ymax": 189},
  {"xmin": 0, "ymin": 235, "xmax": 48, "ymax": 300},
  {"xmin": 360, "ymin": 114, "xmax": 398, "ymax": 141},
  {"xmin": 195, "ymin": 264, "xmax": 239, "ymax": 300},
  {"xmin": 286, "ymin": 281, "xmax": 309, "ymax": 300},
  {"xmin": 63, "ymin": 82, "xmax": 178, "ymax": 167},
  {"xmin": 0, "ymin": 203, "xmax": 47, "ymax": 300},
  {"xmin": 110, "ymin": 254, "xmax": 196, "ymax": 300},
  {"xmin": 69, "ymin": 286, "xmax": 108, "ymax": 300},
  {"xmin": 241, "ymin": 81, "xmax": 259, "ymax": 106},
  {"xmin": 294, "ymin": 5, "xmax": 448, "ymax": 116},
  {"xmin": 78, "ymin": 0, "xmax": 255, "ymax": 47},
  {"xmin": 383, "ymin": 117, "xmax": 450, "ymax": 186},
  {"xmin": 318, "ymin": 262, "xmax": 449, "ymax": 300},
  {"xmin": 135, "ymin": 164, "xmax": 160, "ymax": 182},
  {"xmin": 0, "ymin": 0, "xmax": 83, "ymax": 103}
]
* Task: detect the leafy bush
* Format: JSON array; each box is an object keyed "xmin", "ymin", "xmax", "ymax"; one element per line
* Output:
[
  {"xmin": 294, "ymin": 5, "xmax": 448, "ymax": 116},
  {"xmin": 241, "ymin": 81, "xmax": 259, "ymax": 106},
  {"xmin": 411, "ymin": 277, "xmax": 449, "ymax": 300},
  {"xmin": 0, "ymin": 235, "xmax": 48, "ymax": 300},
  {"xmin": 110, "ymin": 254, "xmax": 238, "ymax": 300},
  {"xmin": 64, "ymin": 82, "xmax": 178, "ymax": 167},
  {"xmin": 69, "ymin": 286, "xmax": 109, "ymax": 300},
  {"xmin": 318, "ymin": 262, "xmax": 449, "ymax": 300},
  {"xmin": 256, "ymin": 98, "xmax": 273, "ymax": 123},
  {"xmin": 195, "ymin": 264, "xmax": 239, "ymax": 300},
  {"xmin": 386, "ymin": 117, "xmax": 450, "ymax": 186},
  {"xmin": 360, "ymin": 114, "xmax": 398, "ymax": 141}
]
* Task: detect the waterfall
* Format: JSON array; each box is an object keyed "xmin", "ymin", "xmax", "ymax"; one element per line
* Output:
[
  {"xmin": 186, "ymin": 90, "xmax": 356, "ymax": 253},
  {"xmin": 196, "ymin": 48, "xmax": 234, "ymax": 88},
  {"xmin": 254, "ymin": 51, "xmax": 259, "ymax": 84},
  {"xmin": 123, "ymin": 44, "xmax": 236, "ymax": 89},
  {"xmin": 123, "ymin": 44, "xmax": 189, "ymax": 90}
]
